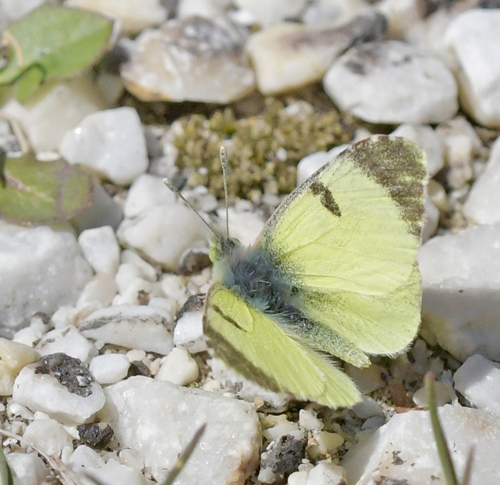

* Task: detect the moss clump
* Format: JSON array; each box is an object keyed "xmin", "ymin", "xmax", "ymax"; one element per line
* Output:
[{"xmin": 171, "ymin": 98, "xmax": 357, "ymax": 202}]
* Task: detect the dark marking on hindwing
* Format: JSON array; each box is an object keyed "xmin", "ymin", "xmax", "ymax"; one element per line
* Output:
[
  {"xmin": 211, "ymin": 304, "xmax": 247, "ymax": 332},
  {"xmin": 204, "ymin": 325, "xmax": 282, "ymax": 391},
  {"xmin": 310, "ymin": 181, "xmax": 342, "ymax": 217}
]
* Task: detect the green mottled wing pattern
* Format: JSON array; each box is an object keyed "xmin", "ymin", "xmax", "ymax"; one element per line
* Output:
[
  {"xmin": 204, "ymin": 283, "xmax": 361, "ymax": 407},
  {"xmin": 257, "ymin": 136, "xmax": 426, "ymax": 356}
]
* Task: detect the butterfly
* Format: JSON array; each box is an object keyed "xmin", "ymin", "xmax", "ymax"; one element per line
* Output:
[{"xmin": 172, "ymin": 135, "xmax": 426, "ymax": 408}]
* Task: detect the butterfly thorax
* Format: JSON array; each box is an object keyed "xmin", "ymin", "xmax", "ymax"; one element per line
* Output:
[{"xmin": 211, "ymin": 235, "xmax": 300, "ymax": 316}]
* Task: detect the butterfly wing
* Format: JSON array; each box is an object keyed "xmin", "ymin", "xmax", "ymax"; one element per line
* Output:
[
  {"xmin": 204, "ymin": 283, "xmax": 361, "ymax": 407},
  {"xmin": 256, "ymin": 136, "xmax": 426, "ymax": 355}
]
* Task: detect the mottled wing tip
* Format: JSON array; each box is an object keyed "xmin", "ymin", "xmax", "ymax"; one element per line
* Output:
[{"xmin": 343, "ymin": 135, "xmax": 427, "ymax": 238}]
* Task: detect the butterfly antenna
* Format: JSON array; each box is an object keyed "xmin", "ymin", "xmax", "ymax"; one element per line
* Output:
[
  {"xmin": 220, "ymin": 146, "xmax": 230, "ymax": 239},
  {"xmin": 163, "ymin": 178, "xmax": 216, "ymax": 237}
]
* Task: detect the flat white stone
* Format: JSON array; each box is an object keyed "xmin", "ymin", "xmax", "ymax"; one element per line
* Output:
[
  {"xmin": 0, "ymin": 223, "xmax": 92, "ymax": 334},
  {"xmin": 78, "ymin": 226, "xmax": 120, "ymax": 277},
  {"xmin": 343, "ymin": 404, "xmax": 500, "ymax": 484},
  {"xmin": 1, "ymin": 76, "xmax": 106, "ymax": 155},
  {"xmin": 36, "ymin": 326, "xmax": 98, "ymax": 364},
  {"xmin": 23, "ymin": 416, "xmax": 74, "ymax": 457},
  {"xmin": 464, "ymin": 136, "xmax": 500, "ymax": 225},
  {"xmin": 123, "ymin": 173, "xmax": 176, "ymax": 219},
  {"xmin": 155, "ymin": 347, "xmax": 199, "ymax": 386},
  {"xmin": 454, "ymin": 354, "xmax": 500, "ymax": 417},
  {"xmin": 391, "ymin": 124, "xmax": 445, "ymax": 177},
  {"xmin": 247, "ymin": 12, "xmax": 386, "ymax": 95},
  {"xmin": 121, "ymin": 17, "xmax": 255, "ymax": 103},
  {"xmin": 66, "ymin": 0, "xmax": 168, "ymax": 34},
  {"xmin": 13, "ymin": 365, "xmax": 105, "ymax": 425},
  {"xmin": 445, "ymin": 9, "xmax": 500, "ymax": 128},
  {"xmin": 0, "ymin": 339, "xmax": 39, "ymax": 396},
  {"xmin": 5, "ymin": 452, "xmax": 48, "ymax": 485},
  {"xmin": 60, "ymin": 107, "xmax": 148, "ymax": 186},
  {"xmin": 419, "ymin": 223, "xmax": 500, "ymax": 361},
  {"xmin": 324, "ymin": 40, "xmax": 458, "ymax": 124},
  {"xmin": 234, "ymin": 0, "xmax": 307, "ymax": 27},
  {"xmin": 80, "ymin": 305, "xmax": 174, "ymax": 355},
  {"xmin": 89, "ymin": 353, "xmax": 131, "ymax": 385},
  {"xmin": 99, "ymin": 376, "xmax": 260, "ymax": 484},
  {"xmin": 117, "ymin": 204, "xmax": 208, "ymax": 271}
]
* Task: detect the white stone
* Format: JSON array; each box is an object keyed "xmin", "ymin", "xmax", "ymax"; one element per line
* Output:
[
  {"xmin": 174, "ymin": 306, "xmax": 207, "ymax": 353},
  {"xmin": 123, "ymin": 174, "xmax": 176, "ymax": 219},
  {"xmin": 306, "ymin": 461, "xmax": 346, "ymax": 485},
  {"xmin": 391, "ymin": 124, "xmax": 445, "ymax": 177},
  {"xmin": 13, "ymin": 365, "xmax": 105, "ymax": 425},
  {"xmin": 73, "ymin": 181, "xmax": 124, "ymax": 233},
  {"xmin": 315, "ymin": 432, "xmax": 344, "ymax": 455},
  {"xmin": 324, "ymin": 40, "xmax": 458, "ymax": 124},
  {"xmin": 234, "ymin": 0, "xmax": 307, "ymax": 27},
  {"xmin": 454, "ymin": 354, "xmax": 500, "ymax": 417},
  {"xmin": 0, "ymin": 339, "xmax": 39, "ymax": 396},
  {"xmin": 247, "ymin": 12, "xmax": 385, "ymax": 95},
  {"xmin": 115, "ymin": 263, "xmax": 149, "ymax": 295},
  {"xmin": 412, "ymin": 381, "xmax": 454, "ymax": 408},
  {"xmin": 445, "ymin": 9, "xmax": 500, "ymax": 128},
  {"xmin": 117, "ymin": 204, "xmax": 208, "ymax": 271},
  {"xmin": 419, "ymin": 223, "xmax": 500, "ymax": 361},
  {"xmin": 423, "ymin": 196, "xmax": 439, "ymax": 242},
  {"xmin": 12, "ymin": 316, "xmax": 48, "ymax": 348},
  {"xmin": 80, "ymin": 305, "xmax": 174, "ymax": 355},
  {"xmin": 5, "ymin": 452, "xmax": 48, "ymax": 485},
  {"xmin": 303, "ymin": 0, "xmax": 370, "ymax": 26},
  {"xmin": 2, "ymin": 75, "xmax": 106, "ymax": 155},
  {"xmin": 23, "ymin": 416, "xmax": 74, "ymax": 456},
  {"xmin": 89, "ymin": 353, "xmax": 130, "ymax": 385},
  {"xmin": 66, "ymin": 0, "xmax": 168, "ymax": 34},
  {"xmin": 343, "ymin": 404, "xmax": 500, "ymax": 485},
  {"xmin": 99, "ymin": 376, "xmax": 260, "ymax": 484},
  {"xmin": 67, "ymin": 445, "xmax": 146, "ymax": 485},
  {"xmin": 36, "ymin": 326, "xmax": 98, "ymax": 364},
  {"xmin": 60, "ymin": 107, "xmax": 148, "ymax": 186},
  {"xmin": 0, "ymin": 223, "xmax": 92, "ymax": 334},
  {"xmin": 121, "ymin": 250, "xmax": 157, "ymax": 281},
  {"xmin": 76, "ymin": 273, "xmax": 118, "ymax": 310},
  {"xmin": 464, "ymin": 136, "xmax": 500, "ymax": 225},
  {"xmin": 112, "ymin": 278, "xmax": 162, "ymax": 306},
  {"xmin": 289, "ymin": 469, "xmax": 310, "ymax": 485},
  {"xmin": 352, "ymin": 396, "xmax": 384, "ymax": 419},
  {"xmin": 121, "ymin": 17, "xmax": 255, "ymax": 103},
  {"xmin": 345, "ymin": 364, "xmax": 385, "ymax": 394},
  {"xmin": 299, "ymin": 408, "xmax": 324, "ymax": 431},
  {"xmin": 155, "ymin": 347, "xmax": 199, "ymax": 386},
  {"xmin": 78, "ymin": 226, "xmax": 120, "ymax": 277},
  {"xmin": 263, "ymin": 420, "xmax": 303, "ymax": 442}
]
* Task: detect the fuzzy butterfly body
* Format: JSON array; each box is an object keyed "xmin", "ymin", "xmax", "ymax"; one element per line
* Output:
[{"xmin": 204, "ymin": 135, "xmax": 427, "ymax": 407}]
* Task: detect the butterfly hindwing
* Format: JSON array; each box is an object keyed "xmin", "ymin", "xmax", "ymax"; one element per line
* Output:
[
  {"xmin": 204, "ymin": 283, "xmax": 361, "ymax": 407},
  {"xmin": 256, "ymin": 136, "xmax": 426, "ymax": 355}
]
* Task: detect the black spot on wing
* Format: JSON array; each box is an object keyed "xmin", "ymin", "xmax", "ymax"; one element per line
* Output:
[
  {"xmin": 204, "ymin": 325, "xmax": 282, "ymax": 392},
  {"xmin": 309, "ymin": 181, "xmax": 342, "ymax": 217},
  {"xmin": 211, "ymin": 304, "xmax": 247, "ymax": 332}
]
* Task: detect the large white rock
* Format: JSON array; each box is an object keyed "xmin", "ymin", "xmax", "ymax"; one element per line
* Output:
[
  {"xmin": 454, "ymin": 354, "xmax": 500, "ymax": 418},
  {"xmin": 0, "ymin": 223, "xmax": 92, "ymax": 334},
  {"xmin": 324, "ymin": 40, "xmax": 458, "ymax": 124},
  {"xmin": 121, "ymin": 16, "xmax": 255, "ymax": 103},
  {"xmin": 80, "ymin": 305, "xmax": 174, "ymax": 355},
  {"xmin": 247, "ymin": 12, "xmax": 386, "ymax": 95},
  {"xmin": 66, "ymin": 0, "xmax": 168, "ymax": 34},
  {"xmin": 464, "ymin": 136, "xmax": 500, "ymax": 225},
  {"xmin": 343, "ymin": 404, "xmax": 500, "ymax": 484},
  {"xmin": 117, "ymin": 203, "xmax": 208, "ymax": 271},
  {"xmin": 419, "ymin": 223, "xmax": 500, "ymax": 361},
  {"xmin": 60, "ymin": 107, "xmax": 148, "ymax": 186},
  {"xmin": 99, "ymin": 376, "xmax": 261, "ymax": 484},
  {"xmin": 445, "ymin": 9, "xmax": 500, "ymax": 128},
  {"xmin": 1, "ymin": 76, "xmax": 106, "ymax": 155}
]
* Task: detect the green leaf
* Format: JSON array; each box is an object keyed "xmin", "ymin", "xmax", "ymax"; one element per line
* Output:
[
  {"xmin": 0, "ymin": 446, "xmax": 13, "ymax": 485},
  {"xmin": 0, "ymin": 153, "xmax": 94, "ymax": 225},
  {"xmin": 0, "ymin": 4, "xmax": 116, "ymax": 100}
]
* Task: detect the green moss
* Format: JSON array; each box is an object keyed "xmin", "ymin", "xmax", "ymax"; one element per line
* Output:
[{"xmin": 171, "ymin": 98, "xmax": 357, "ymax": 202}]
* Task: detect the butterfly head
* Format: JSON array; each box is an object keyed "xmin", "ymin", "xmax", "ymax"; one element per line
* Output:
[{"xmin": 209, "ymin": 233, "xmax": 241, "ymax": 264}]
